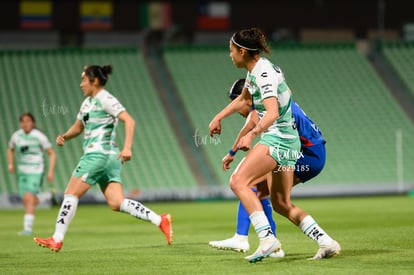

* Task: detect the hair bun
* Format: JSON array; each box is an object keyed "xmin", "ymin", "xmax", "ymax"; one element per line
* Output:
[{"xmin": 101, "ymin": 65, "xmax": 113, "ymax": 75}]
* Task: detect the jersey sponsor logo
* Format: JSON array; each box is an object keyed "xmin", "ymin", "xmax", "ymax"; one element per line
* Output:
[
  {"xmin": 261, "ymin": 83, "xmax": 273, "ymax": 95},
  {"xmin": 260, "ymin": 72, "xmax": 268, "ymax": 78},
  {"xmin": 82, "ymin": 113, "xmax": 89, "ymax": 123},
  {"xmin": 20, "ymin": 145, "xmax": 29, "ymax": 153}
]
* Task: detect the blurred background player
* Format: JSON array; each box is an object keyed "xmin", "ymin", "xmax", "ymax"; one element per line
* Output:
[
  {"xmin": 209, "ymin": 78, "xmax": 334, "ymax": 259},
  {"xmin": 8, "ymin": 112, "xmax": 56, "ymax": 236},
  {"xmin": 34, "ymin": 65, "xmax": 172, "ymax": 252}
]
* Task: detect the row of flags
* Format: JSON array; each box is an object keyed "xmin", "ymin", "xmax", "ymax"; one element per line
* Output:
[{"xmin": 20, "ymin": 1, "xmax": 230, "ymax": 31}]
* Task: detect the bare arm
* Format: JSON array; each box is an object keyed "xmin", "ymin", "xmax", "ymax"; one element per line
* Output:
[
  {"xmin": 250, "ymin": 96, "xmax": 279, "ymax": 137},
  {"xmin": 222, "ymin": 110, "xmax": 259, "ymax": 171},
  {"xmin": 209, "ymin": 87, "xmax": 251, "ymax": 137},
  {"xmin": 117, "ymin": 111, "xmax": 135, "ymax": 163},
  {"xmin": 45, "ymin": 147, "xmax": 56, "ymax": 183},
  {"xmin": 237, "ymin": 97, "xmax": 279, "ymax": 151},
  {"xmin": 56, "ymin": 119, "xmax": 84, "ymax": 146},
  {"xmin": 231, "ymin": 110, "xmax": 259, "ymax": 152},
  {"xmin": 7, "ymin": 148, "xmax": 14, "ymax": 173}
]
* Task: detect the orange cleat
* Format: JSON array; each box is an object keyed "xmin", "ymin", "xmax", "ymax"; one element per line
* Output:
[
  {"xmin": 34, "ymin": 237, "xmax": 63, "ymax": 252},
  {"xmin": 159, "ymin": 214, "xmax": 173, "ymax": 245}
]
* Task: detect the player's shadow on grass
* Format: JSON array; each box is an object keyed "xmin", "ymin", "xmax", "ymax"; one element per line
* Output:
[{"xmin": 279, "ymin": 248, "xmax": 392, "ymax": 262}]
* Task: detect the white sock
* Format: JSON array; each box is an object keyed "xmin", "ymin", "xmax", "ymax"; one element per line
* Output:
[
  {"xmin": 249, "ymin": 211, "xmax": 274, "ymax": 240},
  {"xmin": 53, "ymin": 194, "xmax": 79, "ymax": 242},
  {"xmin": 120, "ymin": 199, "xmax": 161, "ymax": 226},
  {"xmin": 24, "ymin": 214, "xmax": 34, "ymax": 232},
  {"xmin": 299, "ymin": 215, "xmax": 333, "ymax": 246}
]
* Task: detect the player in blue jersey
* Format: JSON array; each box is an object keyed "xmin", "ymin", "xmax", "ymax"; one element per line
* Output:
[
  {"xmin": 8, "ymin": 112, "xmax": 56, "ymax": 236},
  {"xmin": 209, "ymin": 78, "xmax": 340, "ymax": 260},
  {"xmin": 34, "ymin": 65, "xmax": 172, "ymax": 252}
]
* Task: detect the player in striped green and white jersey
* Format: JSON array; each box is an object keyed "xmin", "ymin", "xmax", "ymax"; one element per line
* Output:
[
  {"xmin": 210, "ymin": 27, "xmax": 339, "ymax": 262},
  {"xmin": 34, "ymin": 65, "xmax": 172, "ymax": 252},
  {"xmin": 8, "ymin": 112, "xmax": 56, "ymax": 235}
]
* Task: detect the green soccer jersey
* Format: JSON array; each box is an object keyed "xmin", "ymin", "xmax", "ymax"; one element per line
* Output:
[
  {"xmin": 245, "ymin": 57, "xmax": 298, "ymax": 140},
  {"xmin": 8, "ymin": 128, "xmax": 52, "ymax": 174},
  {"xmin": 77, "ymin": 89, "xmax": 126, "ymax": 155}
]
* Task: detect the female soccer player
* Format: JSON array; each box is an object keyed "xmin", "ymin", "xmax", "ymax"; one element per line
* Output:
[
  {"xmin": 209, "ymin": 78, "xmax": 341, "ymax": 260},
  {"xmin": 209, "ymin": 27, "xmax": 301, "ymax": 262},
  {"xmin": 8, "ymin": 112, "xmax": 56, "ymax": 236},
  {"xmin": 34, "ymin": 65, "xmax": 172, "ymax": 252},
  {"xmin": 209, "ymin": 28, "xmax": 339, "ymax": 262}
]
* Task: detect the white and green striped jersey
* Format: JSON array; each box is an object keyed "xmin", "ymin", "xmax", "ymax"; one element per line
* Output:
[
  {"xmin": 8, "ymin": 128, "xmax": 52, "ymax": 174},
  {"xmin": 77, "ymin": 89, "xmax": 126, "ymax": 154},
  {"xmin": 245, "ymin": 57, "xmax": 297, "ymax": 140}
]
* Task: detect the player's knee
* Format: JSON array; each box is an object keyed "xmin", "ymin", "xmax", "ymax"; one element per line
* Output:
[
  {"xmin": 229, "ymin": 174, "xmax": 243, "ymax": 193},
  {"xmin": 270, "ymin": 197, "xmax": 290, "ymax": 216}
]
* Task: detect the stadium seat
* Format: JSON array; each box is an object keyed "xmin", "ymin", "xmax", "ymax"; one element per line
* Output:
[
  {"xmin": 163, "ymin": 43, "xmax": 414, "ymax": 193},
  {"xmin": 382, "ymin": 42, "xmax": 414, "ymax": 95},
  {"xmin": 1, "ymin": 48, "xmax": 198, "ymax": 197}
]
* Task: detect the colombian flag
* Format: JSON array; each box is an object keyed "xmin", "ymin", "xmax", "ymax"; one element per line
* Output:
[
  {"xmin": 20, "ymin": 1, "xmax": 52, "ymax": 29},
  {"xmin": 80, "ymin": 1, "xmax": 113, "ymax": 30}
]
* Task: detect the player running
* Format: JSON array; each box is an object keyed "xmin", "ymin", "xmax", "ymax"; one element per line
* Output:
[{"xmin": 34, "ymin": 65, "xmax": 172, "ymax": 252}]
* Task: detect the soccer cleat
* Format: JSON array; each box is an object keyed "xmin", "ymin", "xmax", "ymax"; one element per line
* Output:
[
  {"xmin": 34, "ymin": 237, "xmax": 63, "ymax": 252},
  {"xmin": 245, "ymin": 237, "xmax": 282, "ymax": 263},
  {"xmin": 269, "ymin": 248, "xmax": 285, "ymax": 258},
  {"xmin": 209, "ymin": 234, "xmax": 250, "ymax": 253},
  {"xmin": 18, "ymin": 230, "xmax": 32, "ymax": 236},
  {"xmin": 309, "ymin": 240, "xmax": 341, "ymax": 260},
  {"xmin": 159, "ymin": 213, "xmax": 173, "ymax": 245}
]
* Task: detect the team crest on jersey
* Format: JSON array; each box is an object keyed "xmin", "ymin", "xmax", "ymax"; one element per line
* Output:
[{"xmin": 245, "ymin": 78, "xmax": 251, "ymax": 86}]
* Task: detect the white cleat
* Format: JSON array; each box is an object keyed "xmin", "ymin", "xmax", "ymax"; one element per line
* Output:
[
  {"xmin": 245, "ymin": 237, "xmax": 282, "ymax": 263},
  {"xmin": 209, "ymin": 234, "xmax": 249, "ymax": 253},
  {"xmin": 269, "ymin": 248, "xmax": 285, "ymax": 258},
  {"xmin": 309, "ymin": 240, "xmax": 341, "ymax": 260}
]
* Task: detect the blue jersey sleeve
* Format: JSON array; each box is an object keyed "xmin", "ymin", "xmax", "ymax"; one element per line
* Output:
[{"xmin": 291, "ymin": 101, "xmax": 326, "ymax": 147}]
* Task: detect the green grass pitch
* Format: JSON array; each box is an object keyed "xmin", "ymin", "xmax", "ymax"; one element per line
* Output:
[{"xmin": 1, "ymin": 195, "xmax": 413, "ymax": 274}]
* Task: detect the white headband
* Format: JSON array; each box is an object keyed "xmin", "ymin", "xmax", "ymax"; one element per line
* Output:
[{"xmin": 231, "ymin": 36, "xmax": 259, "ymax": 51}]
